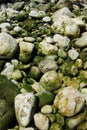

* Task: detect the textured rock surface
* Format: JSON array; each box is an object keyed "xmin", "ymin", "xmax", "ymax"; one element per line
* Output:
[
  {"xmin": 0, "ymin": 32, "xmax": 18, "ymax": 59},
  {"xmin": 54, "ymin": 86, "xmax": 85, "ymax": 117},
  {"xmin": 15, "ymin": 93, "xmax": 36, "ymax": 127}
]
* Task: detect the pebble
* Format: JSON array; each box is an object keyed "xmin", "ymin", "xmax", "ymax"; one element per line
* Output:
[
  {"xmin": 29, "ymin": 10, "xmax": 46, "ymax": 18},
  {"xmin": 42, "ymin": 16, "xmax": 51, "ymax": 22},
  {"xmin": 13, "ymin": 26, "xmax": 22, "ymax": 33},
  {"xmin": 15, "ymin": 93, "xmax": 36, "ymax": 127},
  {"xmin": 68, "ymin": 48, "xmax": 79, "ymax": 60},
  {"xmin": 41, "ymin": 105, "xmax": 53, "ymax": 114},
  {"xmin": 34, "ymin": 113, "xmax": 49, "ymax": 130}
]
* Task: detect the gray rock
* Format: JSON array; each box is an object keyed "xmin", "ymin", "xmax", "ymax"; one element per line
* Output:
[
  {"xmin": 0, "ymin": 32, "xmax": 18, "ymax": 59},
  {"xmin": 15, "ymin": 93, "xmax": 36, "ymax": 127}
]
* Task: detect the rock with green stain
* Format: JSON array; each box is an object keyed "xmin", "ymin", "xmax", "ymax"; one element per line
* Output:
[
  {"xmin": 40, "ymin": 70, "xmax": 62, "ymax": 91},
  {"xmin": 0, "ymin": 75, "xmax": 20, "ymax": 130},
  {"xmin": 50, "ymin": 122, "xmax": 62, "ymax": 130},
  {"xmin": 35, "ymin": 90, "xmax": 54, "ymax": 108}
]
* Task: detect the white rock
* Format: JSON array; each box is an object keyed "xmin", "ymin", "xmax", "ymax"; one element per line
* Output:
[
  {"xmin": 34, "ymin": 113, "xmax": 49, "ymax": 130},
  {"xmin": 54, "ymin": 86, "xmax": 85, "ymax": 117},
  {"xmin": 38, "ymin": 41, "xmax": 58, "ymax": 55},
  {"xmin": 24, "ymin": 37, "xmax": 35, "ymax": 42},
  {"xmin": 0, "ymin": 22, "xmax": 11, "ymax": 32},
  {"xmin": 14, "ymin": 26, "xmax": 22, "ymax": 33},
  {"xmin": 42, "ymin": 16, "xmax": 51, "ymax": 22},
  {"xmin": 53, "ymin": 34, "xmax": 70, "ymax": 48},
  {"xmin": 41, "ymin": 105, "xmax": 52, "ymax": 114},
  {"xmin": 29, "ymin": 10, "xmax": 46, "ymax": 18},
  {"xmin": 1, "ymin": 64, "xmax": 14, "ymax": 79},
  {"xmin": 15, "ymin": 93, "xmax": 36, "ymax": 127},
  {"xmin": 0, "ymin": 32, "xmax": 18, "ymax": 59},
  {"xmin": 6, "ymin": 8, "xmax": 19, "ymax": 18},
  {"xmin": 68, "ymin": 48, "xmax": 79, "ymax": 60},
  {"xmin": 51, "ymin": 15, "xmax": 80, "ymax": 38},
  {"xmin": 52, "ymin": 7, "xmax": 73, "ymax": 22}
]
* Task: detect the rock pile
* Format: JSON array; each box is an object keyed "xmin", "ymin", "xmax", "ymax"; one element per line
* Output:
[{"xmin": 0, "ymin": 0, "xmax": 87, "ymax": 130}]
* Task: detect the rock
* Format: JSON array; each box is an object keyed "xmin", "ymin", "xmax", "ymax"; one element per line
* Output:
[
  {"xmin": 38, "ymin": 41, "xmax": 58, "ymax": 55},
  {"xmin": 29, "ymin": 10, "xmax": 46, "ymax": 18},
  {"xmin": 0, "ymin": 75, "xmax": 20, "ymax": 130},
  {"xmin": 51, "ymin": 15, "xmax": 80, "ymax": 38},
  {"xmin": 19, "ymin": 127, "xmax": 34, "ymax": 130},
  {"xmin": 1, "ymin": 63, "xmax": 14, "ymax": 79},
  {"xmin": 38, "ymin": 58, "xmax": 58, "ymax": 73},
  {"xmin": 35, "ymin": 90, "xmax": 54, "ymax": 108},
  {"xmin": 54, "ymin": 86, "xmax": 85, "ymax": 117},
  {"xmin": 0, "ymin": 32, "xmax": 18, "ymax": 59},
  {"xmin": 41, "ymin": 105, "xmax": 53, "ymax": 114},
  {"xmin": 40, "ymin": 70, "xmax": 62, "ymax": 91},
  {"xmin": 19, "ymin": 41, "xmax": 34, "ymax": 63},
  {"xmin": 74, "ymin": 34, "xmax": 87, "ymax": 48},
  {"xmin": 34, "ymin": 113, "xmax": 49, "ymax": 130},
  {"xmin": 53, "ymin": 34, "xmax": 70, "ymax": 49},
  {"xmin": 42, "ymin": 16, "xmax": 51, "ymax": 22},
  {"xmin": 52, "ymin": 7, "xmax": 73, "ymax": 22},
  {"xmin": 68, "ymin": 48, "xmax": 79, "ymax": 60},
  {"xmin": 0, "ymin": 22, "xmax": 11, "ymax": 32},
  {"xmin": 15, "ymin": 93, "xmax": 36, "ymax": 127},
  {"xmin": 66, "ymin": 110, "xmax": 87, "ymax": 129},
  {"xmin": 13, "ymin": 26, "xmax": 22, "ymax": 33},
  {"xmin": 13, "ymin": 2, "xmax": 25, "ymax": 11}
]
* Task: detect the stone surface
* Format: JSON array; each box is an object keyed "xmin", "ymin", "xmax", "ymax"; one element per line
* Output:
[
  {"xmin": 15, "ymin": 93, "xmax": 36, "ymax": 127},
  {"xmin": 54, "ymin": 86, "xmax": 85, "ymax": 117},
  {"xmin": 34, "ymin": 113, "xmax": 49, "ymax": 130},
  {"xmin": 0, "ymin": 32, "xmax": 18, "ymax": 59}
]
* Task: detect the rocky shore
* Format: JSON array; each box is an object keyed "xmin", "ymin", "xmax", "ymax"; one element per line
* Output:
[{"xmin": 0, "ymin": 0, "xmax": 87, "ymax": 130}]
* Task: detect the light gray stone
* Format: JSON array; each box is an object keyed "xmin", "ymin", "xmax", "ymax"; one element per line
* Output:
[
  {"xmin": 34, "ymin": 113, "xmax": 49, "ymax": 130},
  {"xmin": 0, "ymin": 32, "xmax": 18, "ymax": 59},
  {"xmin": 15, "ymin": 93, "xmax": 36, "ymax": 127}
]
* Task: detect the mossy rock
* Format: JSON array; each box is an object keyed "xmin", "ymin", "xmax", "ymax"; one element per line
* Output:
[{"xmin": 0, "ymin": 75, "xmax": 20, "ymax": 130}]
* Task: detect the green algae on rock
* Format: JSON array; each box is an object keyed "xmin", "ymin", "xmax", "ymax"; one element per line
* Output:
[{"xmin": 0, "ymin": 75, "xmax": 20, "ymax": 130}]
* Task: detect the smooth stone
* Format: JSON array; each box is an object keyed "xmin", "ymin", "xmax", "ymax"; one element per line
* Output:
[
  {"xmin": 42, "ymin": 16, "xmax": 51, "ymax": 22},
  {"xmin": 29, "ymin": 10, "xmax": 46, "ymax": 18},
  {"xmin": 13, "ymin": 26, "xmax": 22, "ymax": 33},
  {"xmin": 41, "ymin": 105, "xmax": 53, "ymax": 114},
  {"xmin": 23, "ymin": 37, "xmax": 35, "ymax": 42},
  {"xmin": 0, "ymin": 32, "xmax": 18, "ymax": 59},
  {"xmin": 15, "ymin": 93, "xmax": 36, "ymax": 127},
  {"xmin": 34, "ymin": 113, "xmax": 49, "ymax": 130}
]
